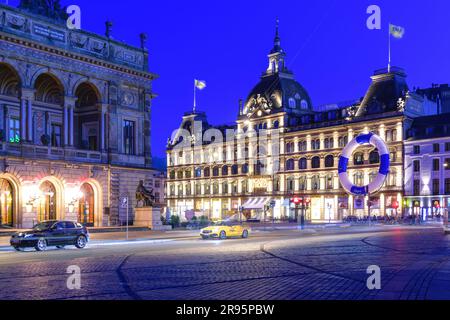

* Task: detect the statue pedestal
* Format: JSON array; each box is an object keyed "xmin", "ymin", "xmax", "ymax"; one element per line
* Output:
[{"xmin": 134, "ymin": 207, "xmax": 164, "ymax": 230}]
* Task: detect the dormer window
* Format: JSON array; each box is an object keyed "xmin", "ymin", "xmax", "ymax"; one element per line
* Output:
[
  {"xmin": 288, "ymin": 98, "xmax": 296, "ymax": 108},
  {"xmin": 301, "ymin": 100, "xmax": 309, "ymax": 110}
]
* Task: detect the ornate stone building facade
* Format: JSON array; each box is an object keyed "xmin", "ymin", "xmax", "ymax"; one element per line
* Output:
[
  {"xmin": 0, "ymin": 2, "xmax": 158, "ymax": 228},
  {"xmin": 167, "ymin": 26, "xmax": 438, "ymax": 223}
]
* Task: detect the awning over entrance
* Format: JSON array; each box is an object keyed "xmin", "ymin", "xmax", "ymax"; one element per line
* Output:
[{"xmin": 242, "ymin": 197, "xmax": 271, "ymax": 210}]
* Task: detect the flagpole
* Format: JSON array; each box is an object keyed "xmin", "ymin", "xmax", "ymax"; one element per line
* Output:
[
  {"xmin": 193, "ymin": 80, "xmax": 196, "ymax": 113},
  {"xmin": 388, "ymin": 23, "xmax": 391, "ymax": 73}
]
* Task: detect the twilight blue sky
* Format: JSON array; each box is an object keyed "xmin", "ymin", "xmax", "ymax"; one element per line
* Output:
[{"xmin": 9, "ymin": 0, "xmax": 450, "ymax": 158}]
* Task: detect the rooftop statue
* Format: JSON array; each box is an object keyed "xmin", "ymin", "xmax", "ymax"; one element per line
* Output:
[{"xmin": 19, "ymin": 0, "xmax": 68, "ymax": 21}]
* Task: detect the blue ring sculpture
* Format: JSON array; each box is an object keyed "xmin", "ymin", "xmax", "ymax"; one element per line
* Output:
[{"xmin": 338, "ymin": 132, "xmax": 390, "ymax": 196}]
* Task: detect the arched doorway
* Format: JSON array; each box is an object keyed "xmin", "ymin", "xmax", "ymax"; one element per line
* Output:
[
  {"xmin": 79, "ymin": 183, "xmax": 95, "ymax": 226},
  {"xmin": 0, "ymin": 179, "xmax": 14, "ymax": 227},
  {"xmin": 38, "ymin": 181, "xmax": 57, "ymax": 221}
]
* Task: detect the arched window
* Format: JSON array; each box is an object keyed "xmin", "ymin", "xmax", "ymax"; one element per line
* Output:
[
  {"xmin": 222, "ymin": 166, "xmax": 229, "ymax": 176},
  {"xmin": 231, "ymin": 165, "xmax": 239, "ymax": 175},
  {"xmin": 273, "ymin": 121, "xmax": 280, "ymax": 129},
  {"xmin": 35, "ymin": 73, "xmax": 64, "ymax": 105},
  {"xmin": 195, "ymin": 167, "xmax": 202, "ymax": 178},
  {"xmin": 298, "ymin": 141, "xmax": 307, "ymax": 152},
  {"xmin": 0, "ymin": 179, "xmax": 14, "ymax": 226},
  {"xmin": 286, "ymin": 159, "xmax": 295, "ymax": 171},
  {"xmin": 369, "ymin": 151, "xmax": 380, "ymax": 164},
  {"xmin": 204, "ymin": 183, "xmax": 211, "ymax": 194},
  {"xmin": 204, "ymin": 167, "xmax": 210, "ymax": 177},
  {"xmin": 242, "ymin": 164, "xmax": 249, "ymax": 174},
  {"xmin": 0, "ymin": 64, "xmax": 21, "ymax": 98},
  {"xmin": 311, "ymin": 156, "xmax": 321, "ymax": 169},
  {"xmin": 339, "ymin": 136, "xmax": 348, "ymax": 148},
  {"xmin": 195, "ymin": 183, "xmax": 201, "ymax": 195},
  {"xmin": 354, "ymin": 153, "xmax": 364, "ymax": 165},
  {"xmin": 288, "ymin": 98, "xmax": 296, "ymax": 108},
  {"xmin": 169, "ymin": 171, "xmax": 175, "ymax": 180},
  {"xmin": 325, "ymin": 155, "xmax": 334, "ymax": 168},
  {"xmin": 177, "ymin": 185, "xmax": 184, "ymax": 196},
  {"xmin": 286, "ymin": 142, "xmax": 294, "ymax": 153},
  {"xmin": 299, "ymin": 158, "xmax": 307, "ymax": 170},
  {"xmin": 312, "ymin": 139, "xmax": 321, "ymax": 150}
]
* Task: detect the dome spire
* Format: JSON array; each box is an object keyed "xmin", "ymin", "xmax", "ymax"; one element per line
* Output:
[
  {"xmin": 266, "ymin": 18, "xmax": 288, "ymax": 75},
  {"xmin": 274, "ymin": 18, "xmax": 280, "ymax": 46}
]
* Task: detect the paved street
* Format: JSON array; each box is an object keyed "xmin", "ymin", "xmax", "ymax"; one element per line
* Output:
[{"xmin": 0, "ymin": 226, "xmax": 449, "ymax": 300}]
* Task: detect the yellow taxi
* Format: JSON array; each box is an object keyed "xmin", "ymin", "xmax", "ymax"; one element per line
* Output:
[{"xmin": 200, "ymin": 221, "xmax": 250, "ymax": 240}]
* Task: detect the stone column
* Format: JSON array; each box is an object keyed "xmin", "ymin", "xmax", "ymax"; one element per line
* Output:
[
  {"xmin": 27, "ymin": 99, "xmax": 32, "ymax": 142},
  {"xmin": 21, "ymin": 88, "xmax": 35, "ymax": 143},
  {"xmin": 20, "ymin": 97, "xmax": 27, "ymax": 142},
  {"xmin": 69, "ymin": 106, "xmax": 74, "ymax": 147},
  {"xmin": 64, "ymin": 96, "xmax": 77, "ymax": 148},
  {"xmin": 63, "ymin": 105, "xmax": 69, "ymax": 147},
  {"xmin": 100, "ymin": 104, "xmax": 107, "ymax": 152}
]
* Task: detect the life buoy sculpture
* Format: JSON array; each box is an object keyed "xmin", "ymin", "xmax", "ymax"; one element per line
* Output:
[{"xmin": 338, "ymin": 133, "xmax": 390, "ymax": 196}]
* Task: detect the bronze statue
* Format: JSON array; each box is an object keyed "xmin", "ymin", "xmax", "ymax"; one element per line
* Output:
[{"xmin": 136, "ymin": 180, "xmax": 155, "ymax": 208}]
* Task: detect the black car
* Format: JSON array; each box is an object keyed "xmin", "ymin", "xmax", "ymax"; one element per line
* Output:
[{"xmin": 10, "ymin": 221, "xmax": 90, "ymax": 251}]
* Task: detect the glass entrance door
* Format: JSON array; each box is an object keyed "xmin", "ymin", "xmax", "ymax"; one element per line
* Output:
[
  {"xmin": 79, "ymin": 183, "xmax": 95, "ymax": 226},
  {"xmin": 0, "ymin": 179, "xmax": 13, "ymax": 227},
  {"xmin": 38, "ymin": 181, "xmax": 57, "ymax": 222}
]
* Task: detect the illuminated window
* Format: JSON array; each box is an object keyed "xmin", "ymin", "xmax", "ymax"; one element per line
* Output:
[
  {"xmin": 8, "ymin": 118, "xmax": 20, "ymax": 144},
  {"xmin": 354, "ymin": 153, "xmax": 364, "ymax": 165}
]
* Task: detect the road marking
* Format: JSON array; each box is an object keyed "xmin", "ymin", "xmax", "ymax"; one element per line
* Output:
[{"xmin": 88, "ymin": 239, "xmax": 176, "ymax": 247}]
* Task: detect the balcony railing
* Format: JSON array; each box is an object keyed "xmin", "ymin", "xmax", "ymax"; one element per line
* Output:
[{"xmin": 1, "ymin": 142, "xmax": 104, "ymax": 164}]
